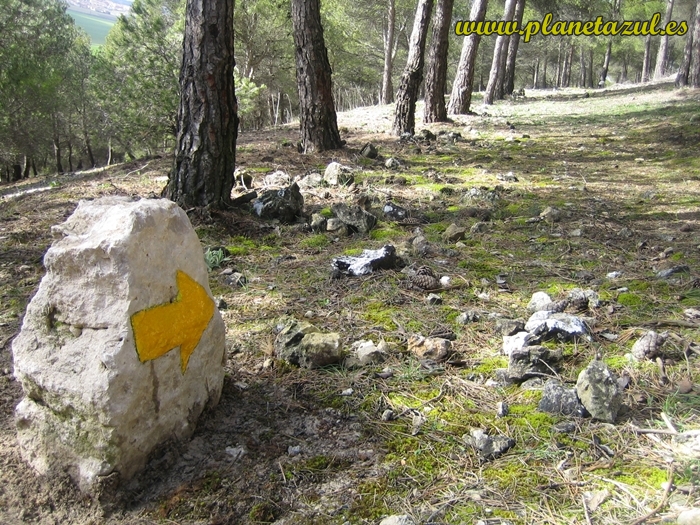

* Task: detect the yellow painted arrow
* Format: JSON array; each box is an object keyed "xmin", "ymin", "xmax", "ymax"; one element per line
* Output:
[{"xmin": 131, "ymin": 270, "xmax": 214, "ymax": 373}]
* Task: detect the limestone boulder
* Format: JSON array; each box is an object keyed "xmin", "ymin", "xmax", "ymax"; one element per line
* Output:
[
  {"xmin": 275, "ymin": 319, "xmax": 343, "ymax": 369},
  {"xmin": 12, "ymin": 197, "xmax": 225, "ymax": 492},
  {"xmin": 576, "ymin": 360, "xmax": 622, "ymax": 423}
]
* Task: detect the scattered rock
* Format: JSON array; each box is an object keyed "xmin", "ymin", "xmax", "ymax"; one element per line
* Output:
[
  {"xmin": 507, "ymin": 345, "xmax": 562, "ymax": 382},
  {"xmin": 502, "ymin": 331, "xmax": 538, "ymax": 356},
  {"xmin": 456, "ymin": 311, "xmax": 480, "ymax": 324},
  {"xmin": 385, "ymin": 157, "xmax": 401, "ymax": 169},
  {"xmin": 464, "ymin": 428, "xmax": 515, "ymax": 460},
  {"xmin": 383, "ymin": 202, "xmax": 410, "ymax": 221},
  {"xmin": 524, "ymin": 311, "xmax": 589, "ymax": 340},
  {"xmin": 345, "ymin": 340, "xmax": 389, "ymax": 368},
  {"xmin": 274, "ymin": 319, "xmax": 343, "ymax": 369},
  {"xmin": 379, "ymin": 515, "xmax": 416, "ymax": 525},
  {"xmin": 381, "ymin": 409, "xmax": 395, "ymax": 421},
  {"xmin": 495, "ymin": 318, "xmax": 525, "ymax": 336},
  {"xmin": 225, "ymin": 272, "xmax": 247, "ymax": 287},
  {"xmin": 252, "ymin": 183, "xmax": 304, "ymax": 223},
  {"xmin": 540, "ymin": 206, "xmax": 562, "ymax": 222},
  {"xmin": 331, "ymin": 245, "xmax": 397, "ymax": 276},
  {"xmin": 567, "ymin": 288, "xmax": 600, "ymax": 310},
  {"xmin": 631, "ymin": 330, "xmax": 667, "ymax": 360},
  {"xmin": 576, "ymin": 361, "xmax": 622, "ymax": 423},
  {"xmin": 360, "ymin": 142, "xmax": 378, "ymax": 159},
  {"xmin": 408, "ymin": 335, "xmax": 452, "ymax": 361},
  {"xmin": 470, "ymin": 221, "xmax": 489, "ymax": 234},
  {"xmin": 420, "ymin": 129, "xmax": 436, "ymax": 141},
  {"xmin": 296, "ymin": 171, "xmax": 323, "ymax": 189},
  {"xmin": 310, "ymin": 213, "xmax": 327, "ymax": 233},
  {"xmin": 263, "ymin": 170, "xmax": 291, "ymax": 187},
  {"xmin": 672, "ymin": 430, "xmax": 700, "ymax": 459},
  {"xmin": 496, "ymin": 401, "xmax": 509, "ymax": 417},
  {"xmin": 426, "ymin": 293, "xmax": 442, "ymax": 305},
  {"xmin": 331, "ymin": 203, "xmax": 377, "ymax": 234},
  {"xmin": 677, "ymin": 508, "xmax": 700, "ymax": 525},
  {"xmin": 528, "ymin": 291, "xmax": 553, "ymax": 312},
  {"xmin": 539, "ymin": 379, "xmax": 587, "ymax": 417},
  {"xmin": 324, "ymin": 162, "xmax": 354, "ymax": 186},
  {"xmin": 497, "ymin": 171, "xmax": 518, "ymax": 182},
  {"xmin": 657, "ymin": 265, "xmax": 690, "ymax": 278},
  {"xmin": 442, "ymin": 223, "xmax": 467, "ymax": 243}
]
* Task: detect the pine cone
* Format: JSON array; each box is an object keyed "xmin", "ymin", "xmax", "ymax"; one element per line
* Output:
[
  {"xmin": 411, "ymin": 274, "xmax": 441, "ymax": 290},
  {"xmin": 415, "ymin": 265, "xmax": 436, "ymax": 277}
]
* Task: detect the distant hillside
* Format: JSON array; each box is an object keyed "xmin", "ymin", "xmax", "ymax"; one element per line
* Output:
[{"xmin": 67, "ymin": 8, "xmax": 115, "ymax": 46}]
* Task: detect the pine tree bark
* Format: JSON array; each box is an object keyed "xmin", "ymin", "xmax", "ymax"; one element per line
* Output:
[
  {"xmin": 165, "ymin": 0, "xmax": 238, "ymax": 208},
  {"xmin": 689, "ymin": 0, "xmax": 700, "ymax": 87},
  {"xmin": 447, "ymin": 0, "xmax": 489, "ymax": 114},
  {"xmin": 424, "ymin": 0, "xmax": 455, "ymax": 122},
  {"xmin": 483, "ymin": 0, "xmax": 516, "ymax": 105},
  {"xmin": 503, "ymin": 0, "xmax": 526, "ymax": 96},
  {"xmin": 677, "ymin": 0, "xmax": 698, "ymax": 87},
  {"xmin": 392, "ymin": 0, "xmax": 434, "ymax": 135},
  {"xmin": 291, "ymin": 0, "xmax": 342, "ymax": 152},
  {"xmin": 381, "ymin": 0, "xmax": 396, "ymax": 104},
  {"xmin": 642, "ymin": 34, "xmax": 653, "ymax": 82},
  {"xmin": 654, "ymin": 0, "xmax": 675, "ymax": 79}
]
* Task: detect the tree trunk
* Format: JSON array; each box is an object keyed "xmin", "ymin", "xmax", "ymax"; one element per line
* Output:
[
  {"xmin": 447, "ymin": 0, "xmax": 489, "ymax": 114},
  {"xmin": 381, "ymin": 0, "xmax": 396, "ymax": 104},
  {"xmin": 52, "ymin": 116, "xmax": 64, "ymax": 174},
  {"xmin": 166, "ymin": 0, "xmax": 238, "ymax": 208},
  {"xmin": 642, "ymin": 34, "xmax": 653, "ymax": 82},
  {"xmin": 495, "ymin": 37, "xmax": 509, "ymax": 99},
  {"xmin": 484, "ymin": 0, "xmax": 516, "ymax": 105},
  {"xmin": 563, "ymin": 41, "xmax": 574, "ymax": 87},
  {"xmin": 654, "ymin": 0, "xmax": 675, "ymax": 79},
  {"xmin": 600, "ymin": 40, "xmax": 612, "ymax": 85},
  {"xmin": 579, "ymin": 46, "xmax": 586, "ymax": 87},
  {"xmin": 291, "ymin": 0, "xmax": 342, "ymax": 152},
  {"xmin": 392, "ymin": 0, "xmax": 434, "ymax": 135},
  {"xmin": 12, "ymin": 164, "xmax": 22, "ymax": 182},
  {"xmin": 588, "ymin": 48, "xmax": 594, "ymax": 88},
  {"xmin": 689, "ymin": 0, "xmax": 700, "ymax": 87},
  {"xmin": 533, "ymin": 57, "xmax": 539, "ymax": 88},
  {"xmin": 424, "ymin": 0, "xmax": 455, "ymax": 122},
  {"xmin": 542, "ymin": 54, "xmax": 548, "ymax": 88},
  {"xmin": 503, "ymin": 0, "xmax": 526, "ymax": 95},
  {"xmin": 23, "ymin": 156, "xmax": 31, "ymax": 179},
  {"xmin": 84, "ymin": 130, "xmax": 96, "ymax": 168},
  {"xmin": 555, "ymin": 40, "xmax": 563, "ymax": 87},
  {"xmin": 677, "ymin": 0, "xmax": 698, "ymax": 87}
]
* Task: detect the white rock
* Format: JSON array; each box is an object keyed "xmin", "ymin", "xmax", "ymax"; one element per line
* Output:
[
  {"xmin": 527, "ymin": 291, "xmax": 552, "ymax": 312},
  {"xmin": 677, "ymin": 508, "xmax": 700, "ymax": 525},
  {"xmin": 264, "ymin": 170, "xmax": 291, "ymax": 187},
  {"xmin": 380, "ymin": 516, "xmax": 416, "ymax": 525},
  {"xmin": 502, "ymin": 331, "xmax": 536, "ymax": 356},
  {"xmin": 323, "ymin": 162, "xmax": 353, "ymax": 186},
  {"xmin": 12, "ymin": 197, "xmax": 225, "ymax": 492}
]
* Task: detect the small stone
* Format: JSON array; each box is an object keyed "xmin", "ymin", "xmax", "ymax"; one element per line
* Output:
[
  {"xmin": 502, "ymin": 331, "xmax": 537, "ymax": 356},
  {"xmin": 215, "ymin": 297, "xmax": 228, "ymax": 309},
  {"xmin": 408, "ymin": 335, "xmax": 452, "ymax": 361},
  {"xmin": 331, "ymin": 202, "xmax": 377, "ymax": 234},
  {"xmin": 495, "ymin": 318, "xmax": 525, "ymax": 336},
  {"xmin": 263, "ymin": 170, "xmax": 291, "ymax": 187},
  {"xmin": 576, "ymin": 360, "xmax": 622, "ymax": 423},
  {"xmin": 340, "ymin": 388, "xmax": 354, "ymax": 396},
  {"xmin": 553, "ymin": 421, "xmax": 577, "ymax": 434},
  {"xmin": 657, "ymin": 265, "xmax": 690, "ymax": 279},
  {"xmin": 678, "ymin": 379, "xmax": 694, "ymax": 394},
  {"xmin": 539, "ymin": 379, "xmax": 587, "ymax": 417},
  {"xmin": 426, "ymin": 293, "xmax": 442, "ymax": 305},
  {"xmin": 456, "ymin": 311, "xmax": 480, "ymax": 324},
  {"xmin": 331, "ymin": 245, "xmax": 397, "ymax": 276},
  {"xmin": 540, "ymin": 206, "xmax": 562, "ymax": 222},
  {"xmin": 323, "ymin": 162, "xmax": 354, "ymax": 186},
  {"xmin": 443, "ymin": 223, "xmax": 467, "ymax": 243},
  {"xmin": 465, "ymin": 428, "xmax": 515, "ymax": 459},
  {"xmin": 288, "ymin": 445, "xmax": 302, "ymax": 456},
  {"xmin": 357, "ymin": 449, "xmax": 375, "ymax": 460},
  {"xmin": 528, "ymin": 291, "xmax": 553, "ymax": 312},
  {"xmin": 383, "ymin": 202, "xmax": 409, "ymax": 221},
  {"xmin": 677, "ymin": 508, "xmax": 700, "ymax": 525},
  {"xmin": 524, "ymin": 311, "xmax": 589, "ymax": 340},
  {"xmin": 326, "ymin": 218, "xmax": 344, "ymax": 231},
  {"xmin": 496, "ymin": 401, "xmax": 509, "ymax": 417},
  {"xmin": 470, "ymin": 221, "xmax": 489, "ymax": 234},
  {"xmin": 360, "ymin": 142, "xmax": 378, "ymax": 159},
  {"xmin": 381, "ymin": 409, "xmax": 395, "ymax": 421},
  {"xmin": 606, "ymin": 271, "xmax": 623, "ymax": 279},
  {"xmin": 507, "ymin": 345, "xmax": 562, "ymax": 382},
  {"xmin": 379, "ymin": 515, "xmax": 416, "ymax": 525},
  {"xmin": 252, "ymin": 183, "xmax": 304, "ymax": 223},
  {"xmin": 304, "ymin": 310, "xmax": 314, "ymax": 318},
  {"xmin": 310, "ymin": 213, "xmax": 327, "ymax": 232},
  {"xmin": 385, "ymin": 157, "xmax": 401, "ymax": 169},
  {"xmin": 225, "ymin": 445, "xmax": 247, "ymax": 460}
]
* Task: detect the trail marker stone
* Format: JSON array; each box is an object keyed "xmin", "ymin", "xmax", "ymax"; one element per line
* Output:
[{"xmin": 12, "ymin": 197, "xmax": 225, "ymax": 492}]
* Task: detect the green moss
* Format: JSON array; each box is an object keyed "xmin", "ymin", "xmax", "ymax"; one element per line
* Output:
[
  {"xmin": 617, "ymin": 292, "xmax": 644, "ymax": 307},
  {"xmin": 227, "ymin": 236, "xmax": 257, "ymax": 256},
  {"xmin": 472, "ymin": 356, "xmax": 508, "ymax": 375},
  {"xmin": 361, "ymin": 303, "xmax": 398, "ymax": 331},
  {"xmin": 249, "ymin": 502, "xmax": 276, "ymax": 523},
  {"xmin": 346, "ymin": 479, "xmax": 391, "ymax": 520},
  {"xmin": 299, "ymin": 234, "xmax": 329, "ymax": 249},
  {"xmin": 319, "ymin": 207, "xmax": 333, "ymax": 218},
  {"xmin": 370, "ymin": 225, "xmax": 402, "ymax": 241},
  {"xmin": 343, "ymin": 248, "xmax": 363, "ymax": 256}
]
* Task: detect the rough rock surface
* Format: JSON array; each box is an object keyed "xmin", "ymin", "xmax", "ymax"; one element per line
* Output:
[
  {"xmin": 379, "ymin": 515, "xmax": 416, "ymax": 525},
  {"xmin": 331, "ymin": 203, "xmax": 377, "ymax": 234},
  {"xmin": 576, "ymin": 360, "xmax": 622, "ymax": 423},
  {"xmin": 407, "ymin": 335, "xmax": 452, "ymax": 361},
  {"xmin": 12, "ymin": 197, "xmax": 225, "ymax": 492},
  {"xmin": 507, "ymin": 345, "xmax": 562, "ymax": 382},
  {"xmin": 465, "ymin": 428, "xmax": 515, "ymax": 459},
  {"xmin": 442, "ymin": 223, "xmax": 467, "ymax": 243},
  {"xmin": 252, "ymin": 183, "xmax": 304, "ymax": 223},
  {"xmin": 323, "ymin": 162, "xmax": 353, "ymax": 186},
  {"xmin": 524, "ymin": 311, "xmax": 589, "ymax": 340},
  {"xmin": 331, "ymin": 245, "xmax": 396, "ymax": 276},
  {"xmin": 274, "ymin": 319, "xmax": 343, "ymax": 369},
  {"xmin": 345, "ymin": 340, "xmax": 389, "ymax": 367},
  {"xmin": 538, "ymin": 379, "xmax": 587, "ymax": 417}
]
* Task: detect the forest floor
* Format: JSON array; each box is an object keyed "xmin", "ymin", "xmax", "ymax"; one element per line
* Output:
[{"xmin": 1, "ymin": 81, "xmax": 700, "ymax": 525}]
